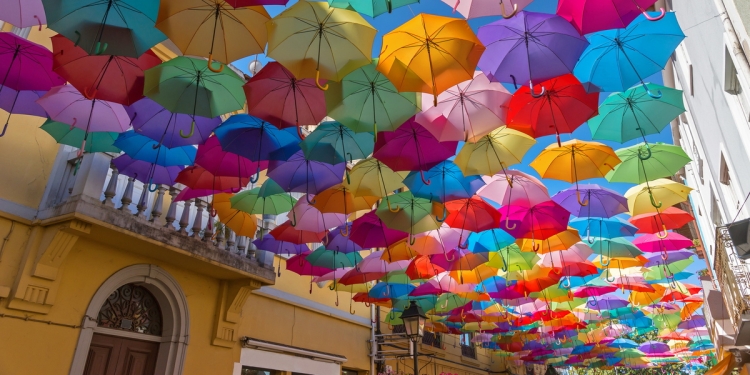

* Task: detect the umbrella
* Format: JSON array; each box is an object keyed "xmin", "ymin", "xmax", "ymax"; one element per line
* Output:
[
  {"xmin": 503, "ymin": 201, "xmax": 571, "ymax": 243},
  {"xmin": 254, "ymin": 234, "xmax": 309, "ymax": 256},
  {"xmin": 350, "ymin": 211, "xmax": 408, "ymax": 248},
  {"xmin": 574, "ymin": 13, "xmax": 684, "ymax": 93},
  {"xmin": 230, "ymin": 180, "xmax": 296, "ymax": 215},
  {"xmin": 226, "ymin": 0, "xmax": 288, "ymax": 6},
  {"xmin": 266, "ymin": 1, "xmax": 376, "ymax": 88},
  {"xmin": 389, "ymin": 224, "xmax": 464, "ymax": 256},
  {"xmin": 590, "ymin": 238, "xmax": 643, "ymax": 258},
  {"xmin": 194, "ymin": 136, "xmax": 268, "ymax": 182},
  {"xmin": 625, "ymin": 179, "xmax": 692, "ymax": 215},
  {"xmin": 174, "ymin": 165, "xmax": 249, "ymax": 193},
  {"xmin": 325, "ymin": 223, "xmax": 363, "ymax": 253},
  {"xmin": 633, "ymin": 232, "xmax": 694, "ymax": 253},
  {"xmin": 487, "ymin": 244, "xmax": 539, "ymax": 271},
  {"xmin": 375, "ymin": 191, "xmax": 444, "ymax": 239},
  {"xmin": 630, "ymin": 207, "xmax": 694, "ymax": 234},
  {"xmin": 244, "ymin": 62, "xmax": 327, "ymax": 130},
  {"xmin": 0, "ymin": 88, "xmax": 46, "ymax": 119},
  {"xmin": 444, "ymin": 197, "xmax": 502, "ymax": 244},
  {"xmin": 477, "ymin": 170, "xmax": 549, "ymax": 207},
  {"xmin": 288, "ymin": 198, "xmax": 346, "ymax": 233},
  {"xmin": 377, "ymin": 13, "xmax": 485, "ymax": 105},
  {"xmin": 114, "ymin": 131, "xmax": 197, "ymax": 167},
  {"xmin": 344, "ymin": 157, "xmax": 404, "ymax": 197},
  {"xmin": 477, "ymin": 11, "xmax": 589, "ymax": 87},
  {"xmin": 373, "ymin": 118, "xmax": 458, "ymax": 183},
  {"xmin": 311, "ymin": 184, "xmax": 379, "ymax": 216},
  {"xmin": 516, "ymin": 228, "xmax": 580, "ymax": 254},
  {"xmin": 1, "ymin": 0, "xmax": 46, "ymax": 28},
  {"xmin": 267, "ymin": 151, "xmax": 345, "ymax": 196},
  {"xmin": 213, "ymin": 193, "xmax": 258, "ymax": 237},
  {"xmin": 327, "ymin": 59, "xmax": 420, "ymax": 136},
  {"xmin": 403, "ymin": 161, "xmax": 484, "ymax": 203},
  {"xmin": 588, "ymin": 84, "xmax": 685, "ymax": 145},
  {"xmin": 156, "ymin": 0, "xmax": 269, "ymax": 68},
  {"xmin": 299, "ymin": 121, "xmax": 374, "ymax": 168},
  {"xmin": 270, "ymin": 221, "xmax": 326, "ymax": 244},
  {"xmin": 453, "ymin": 126, "xmax": 536, "ymax": 176},
  {"xmin": 552, "ymin": 184, "xmax": 629, "ymax": 218},
  {"xmin": 506, "ymin": 74, "xmax": 599, "ymax": 146},
  {"xmin": 127, "ymin": 97, "xmax": 222, "ymax": 148},
  {"xmin": 606, "ymin": 143, "xmax": 692, "ymax": 184},
  {"xmin": 143, "ymin": 56, "xmax": 246, "ymax": 125},
  {"xmin": 556, "ymin": 0, "xmax": 663, "ymax": 35},
  {"xmin": 444, "ymin": 0, "xmax": 533, "ymax": 19},
  {"xmin": 306, "ymin": 247, "xmax": 362, "ymax": 269},
  {"xmin": 112, "ymin": 154, "xmax": 184, "ymax": 186},
  {"xmin": 50, "ymin": 34, "xmax": 162, "ymax": 105},
  {"xmin": 287, "ymin": 251, "xmax": 331, "ymax": 278},
  {"xmin": 41, "ymin": 118, "xmax": 120, "ymax": 154},
  {"xmin": 416, "ymin": 71, "xmax": 511, "ymax": 142},
  {"xmin": 336, "ymin": 0, "xmax": 418, "ymax": 17},
  {"xmin": 42, "ymin": 0, "xmax": 167, "ymax": 57},
  {"xmin": 569, "ymin": 217, "xmax": 638, "ymax": 239}
]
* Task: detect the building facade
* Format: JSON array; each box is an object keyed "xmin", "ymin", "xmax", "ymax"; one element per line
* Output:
[{"xmin": 0, "ymin": 23, "xmax": 504, "ymax": 375}]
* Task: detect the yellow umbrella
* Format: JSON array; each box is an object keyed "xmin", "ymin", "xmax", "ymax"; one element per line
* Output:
[
  {"xmin": 681, "ymin": 301, "xmax": 703, "ymax": 320},
  {"xmin": 629, "ymin": 284, "xmax": 667, "ymax": 306},
  {"xmin": 213, "ymin": 193, "xmax": 258, "ymax": 237},
  {"xmin": 377, "ymin": 13, "xmax": 485, "ymax": 105},
  {"xmin": 516, "ymin": 228, "xmax": 580, "ymax": 253},
  {"xmin": 531, "ymin": 139, "xmax": 620, "ymax": 182},
  {"xmin": 625, "ymin": 178, "xmax": 692, "ymax": 215},
  {"xmin": 592, "ymin": 255, "xmax": 648, "ymax": 269},
  {"xmin": 344, "ymin": 157, "xmax": 405, "ymax": 197},
  {"xmin": 454, "ymin": 126, "xmax": 536, "ymax": 176},
  {"xmin": 451, "ymin": 264, "xmax": 499, "ymax": 284},
  {"xmin": 463, "ymin": 321, "xmax": 498, "ymax": 331},
  {"xmin": 266, "ymin": 1, "xmax": 376, "ymax": 89},
  {"xmin": 156, "ymin": 0, "xmax": 269, "ymax": 68}
]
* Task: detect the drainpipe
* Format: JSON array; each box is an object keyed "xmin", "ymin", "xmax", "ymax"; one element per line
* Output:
[
  {"xmin": 713, "ymin": 0, "xmax": 750, "ymax": 84},
  {"xmin": 371, "ymin": 303, "xmax": 377, "ymax": 375}
]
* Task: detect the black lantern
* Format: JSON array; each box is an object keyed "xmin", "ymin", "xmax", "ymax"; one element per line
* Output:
[{"xmin": 400, "ymin": 300, "xmax": 426, "ymax": 341}]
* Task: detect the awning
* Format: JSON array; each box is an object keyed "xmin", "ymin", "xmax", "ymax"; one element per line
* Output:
[{"xmin": 704, "ymin": 353, "xmax": 734, "ymax": 375}]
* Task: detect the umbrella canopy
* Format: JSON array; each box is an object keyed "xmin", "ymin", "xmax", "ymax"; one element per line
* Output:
[
  {"xmin": 194, "ymin": 136, "xmax": 269, "ymax": 180},
  {"xmin": 570, "ymin": 217, "xmax": 638, "ymax": 239},
  {"xmin": 454, "ymin": 126, "xmax": 536, "ymax": 176},
  {"xmin": 214, "ymin": 114, "xmax": 300, "ymax": 166},
  {"xmin": 477, "ymin": 170, "xmax": 549, "ymax": 206},
  {"xmin": 344, "ymin": 157, "xmax": 405, "ymax": 197},
  {"xmin": 574, "ymin": 13, "xmax": 685, "ymax": 93},
  {"xmin": 625, "ymin": 179, "xmax": 692, "ymax": 215},
  {"xmin": 244, "ymin": 62, "xmax": 327, "ymax": 130},
  {"xmin": 50, "ymin": 34, "xmax": 162, "ymax": 105},
  {"xmin": 1, "ymin": 0, "xmax": 46, "ymax": 28},
  {"xmin": 516, "ymin": 228, "xmax": 580, "ymax": 254},
  {"xmin": 42, "ymin": 0, "xmax": 167, "ymax": 57},
  {"xmin": 530, "ymin": 140, "xmax": 621, "ymax": 185},
  {"xmin": 1, "ymin": 32, "xmax": 65, "ymax": 92},
  {"xmin": 156, "ymin": 0, "xmax": 269, "ymax": 66},
  {"xmin": 338, "ymin": 0, "xmax": 419, "ymax": 17},
  {"xmin": 114, "ymin": 131, "xmax": 197, "ymax": 166},
  {"xmin": 254, "ymin": 234, "xmax": 309, "ymax": 256},
  {"xmin": 270, "ymin": 221, "xmax": 326, "ymax": 244},
  {"xmin": 504, "ymin": 201, "xmax": 571, "ymax": 242},
  {"xmin": 288, "ymin": 199, "xmax": 346, "ymax": 233},
  {"xmin": 633, "ymin": 232, "xmax": 694, "ymax": 253},
  {"xmin": 377, "ymin": 13, "xmax": 485, "ymax": 105},
  {"xmin": 403, "ymin": 161, "xmax": 484, "ymax": 203},
  {"xmin": 266, "ymin": 1, "xmax": 376, "ymax": 86},
  {"xmin": 306, "ymin": 247, "xmax": 362, "ymax": 269},
  {"xmin": 312, "ymin": 184, "xmax": 379, "ymax": 215},
  {"xmin": 444, "ymin": 0, "xmax": 534, "ymax": 19},
  {"xmin": 607, "ymin": 143, "xmax": 692, "ymax": 184},
  {"xmin": 213, "ymin": 192, "xmax": 258, "ymax": 237},
  {"xmin": 477, "ymin": 11, "xmax": 589, "ymax": 86},
  {"xmin": 175, "ymin": 165, "xmax": 249, "ymax": 193},
  {"xmin": 629, "ymin": 207, "xmax": 694, "ymax": 234},
  {"xmin": 127, "ymin": 98, "xmax": 221, "ymax": 148},
  {"xmin": 37, "ymin": 85, "xmax": 131, "ymax": 133},
  {"xmin": 267, "ymin": 151, "xmax": 345, "ymax": 195},
  {"xmin": 444, "ymin": 197, "xmax": 502, "ymax": 239},
  {"xmin": 300, "ymin": 121, "xmax": 374, "ymax": 165},
  {"xmin": 350, "ymin": 211, "xmax": 408, "ymax": 248},
  {"xmin": 557, "ymin": 0, "xmax": 660, "ymax": 35},
  {"xmin": 552, "ymin": 184, "xmax": 629, "ymax": 218},
  {"xmin": 112, "ymin": 154, "xmax": 184, "ymax": 186},
  {"xmin": 590, "ymin": 238, "xmax": 643, "ymax": 258},
  {"xmin": 40, "ymin": 119, "xmax": 120, "ymax": 153},
  {"xmin": 230, "ymin": 180, "xmax": 297, "ymax": 215},
  {"xmin": 375, "ymin": 191, "xmax": 444, "ymax": 237}
]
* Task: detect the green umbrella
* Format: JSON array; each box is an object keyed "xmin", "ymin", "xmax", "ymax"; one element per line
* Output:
[
  {"xmin": 606, "ymin": 143, "xmax": 692, "ymax": 184},
  {"xmin": 590, "ymin": 238, "xmax": 643, "ymax": 264},
  {"xmin": 299, "ymin": 121, "xmax": 374, "ymax": 183},
  {"xmin": 375, "ymin": 191, "xmax": 443, "ymax": 240},
  {"xmin": 306, "ymin": 247, "xmax": 362, "ymax": 268},
  {"xmin": 329, "ymin": 0, "xmax": 419, "ymax": 17},
  {"xmin": 487, "ymin": 244, "xmax": 539, "ymax": 271},
  {"xmin": 230, "ymin": 180, "xmax": 296, "ymax": 215},
  {"xmin": 392, "ymin": 295, "xmax": 437, "ymax": 312},
  {"xmin": 588, "ymin": 83, "xmax": 685, "ymax": 144},
  {"xmin": 40, "ymin": 119, "xmax": 120, "ymax": 153},
  {"xmin": 615, "ymin": 349, "xmax": 646, "ymax": 358},
  {"xmin": 326, "ymin": 60, "xmax": 419, "ymax": 136},
  {"xmin": 434, "ymin": 293, "xmax": 472, "ymax": 313},
  {"xmin": 643, "ymin": 258, "xmax": 693, "ymax": 281},
  {"xmin": 143, "ymin": 56, "xmax": 246, "ymax": 121},
  {"xmin": 652, "ymin": 312, "xmax": 681, "ymax": 330}
]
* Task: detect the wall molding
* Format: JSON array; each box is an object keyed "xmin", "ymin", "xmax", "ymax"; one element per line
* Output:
[{"xmin": 253, "ymin": 286, "xmax": 371, "ymax": 327}]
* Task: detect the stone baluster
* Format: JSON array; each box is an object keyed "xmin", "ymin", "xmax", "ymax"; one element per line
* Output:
[
  {"xmin": 163, "ymin": 187, "xmax": 180, "ymax": 230},
  {"xmin": 246, "ymin": 237, "xmax": 257, "ymax": 261},
  {"xmin": 118, "ymin": 177, "xmax": 135, "ymax": 212},
  {"xmin": 236, "ymin": 236, "xmax": 246, "ymax": 255},
  {"xmin": 202, "ymin": 201, "xmax": 213, "ymax": 242},
  {"xmin": 177, "ymin": 199, "xmax": 192, "ymax": 234},
  {"xmin": 102, "ymin": 163, "xmax": 119, "ymax": 207},
  {"xmin": 135, "ymin": 184, "xmax": 149, "ymax": 219},
  {"xmin": 215, "ymin": 224, "xmax": 225, "ymax": 248},
  {"xmin": 226, "ymin": 229, "xmax": 236, "ymax": 252},
  {"xmin": 191, "ymin": 199, "xmax": 205, "ymax": 239},
  {"xmin": 149, "ymin": 185, "xmax": 167, "ymax": 223}
]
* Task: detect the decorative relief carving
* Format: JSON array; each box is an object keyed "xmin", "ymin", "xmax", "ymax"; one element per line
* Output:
[{"xmin": 97, "ymin": 283, "xmax": 162, "ymax": 336}]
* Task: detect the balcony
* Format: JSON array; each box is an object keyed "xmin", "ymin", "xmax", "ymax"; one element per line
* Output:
[{"xmin": 713, "ymin": 226, "xmax": 750, "ymax": 345}]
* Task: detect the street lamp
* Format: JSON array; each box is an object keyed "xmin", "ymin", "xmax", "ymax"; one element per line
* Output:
[{"xmin": 400, "ymin": 301, "xmax": 426, "ymax": 375}]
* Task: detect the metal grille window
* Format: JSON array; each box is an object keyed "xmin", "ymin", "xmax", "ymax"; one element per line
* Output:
[
  {"xmin": 720, "ymin": 153, "xmax": 731, "ymax": 185},
  {"xmin": 421, "ymin": 331, "xmax": 442, "ymax": 349},
  {"xmin": 459, "ymin": 333, "xmax": 476, "ymax": 358}
]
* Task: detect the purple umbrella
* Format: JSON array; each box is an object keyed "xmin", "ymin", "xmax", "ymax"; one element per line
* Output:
[
  {"xmin": 127, "ymin": 97, "xmax": 221, "ymax": 147},
  {"xmin": 325, "ymin": 223, "xmax": 363, "ymax": 253},
  {"xmin": 0, "ymin": 33, "xmax": 65, "ymax": 91},
  {"xmin": 551, "ymin": 184, "xmax": 628, "ymax": 218},
  {"xmin": 476, "ymin": 11, "xmax": 589, "ymax": 91},
  {"xmin": 112, "ymin": 154, "xmax": 184, "ymax": 186},
  {"xmin": 0, "ymin": 88, "xmax": 45, "ymax": 117},
  {"xmin": 37, "ymin": 85, "xmax": 131, "ymax": 133},
  {"xmin": 267, "ymin": 150, "xmax": 345, "ymax": 197},
  {"xmin": 644, "ymin": 250, "xmax": 694, "ymax": 267},
  {"xmin": 0, "ymin": 0, "xmax": 46, "ymax": 29},
  {"xmin": 254, "ymin": 234, "xmax": 310, "ymax": 256},
  {"xmin": 638, "ymin": 341, "xmax": 669, "ymax": 354},
  {"xmin": 586, "ymin": 296, "xmax": 629, "ymax": 310},
  {"xmin": 678, "ymin": 316, "xmax": 706, "ymax": 329}
]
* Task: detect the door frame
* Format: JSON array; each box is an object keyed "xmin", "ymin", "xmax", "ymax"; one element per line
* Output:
[{"xmin": 69, "ymin": 264, "xmax": 190, "ymax": 375}]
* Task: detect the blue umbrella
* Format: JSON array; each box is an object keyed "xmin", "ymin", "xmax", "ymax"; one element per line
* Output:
[
  {"xmin": 574, "ymin": 13, "xmax": 685, "ymax": 95},
  {"xmin": 570, "ymin": 217, "xmax": 639, "ymax": 239},
  {"xmin": 214, "ymin": 114, "xmax": 301, "ymax": 181},
  {"xmin": 114, "ymin": 131, "xmax": 196, "ymax": 167},
  {"xmin": 468, "ymin": 229, "xmax": 516, "ymax": 253},
  {"xmin": 610, "ymin": 338, "xmax": 639, "ymax": 349},
  {"xmin": 403, "ymin": 161, "xmax": 485, "ymax": 207},
  {"xmin": 368, "ymin": 282, "xmax": 415, "ymax": 299}
]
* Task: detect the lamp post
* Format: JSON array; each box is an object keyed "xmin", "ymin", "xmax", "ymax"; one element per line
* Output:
[{"xmin": 400, "ymin": 301, "xmax": 426, "ymax": 375}]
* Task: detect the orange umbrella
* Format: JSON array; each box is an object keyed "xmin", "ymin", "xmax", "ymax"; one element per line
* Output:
[
  {"xmin": 516, "ymin": 228, "xmax": 580, "ymax": 253},
  {"xmin": 213, "ymin": 193, "xmax": 258, "ymax": 237},
  {"xmin": 312, "ymin": 184, "xmax": 379, "ymax": 236}
]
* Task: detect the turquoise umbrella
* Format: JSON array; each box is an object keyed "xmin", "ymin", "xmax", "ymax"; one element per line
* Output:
[
  {"xmin": 299, "ymin": 121, "xmax": 374, "ymax": 182},
  {"xmin": 306, "ymin": 247, "xmax": 363, "ymax": 269},
  {"xmin": 329, "ymin": 0, "xmax": 419, "ymax": 18}
]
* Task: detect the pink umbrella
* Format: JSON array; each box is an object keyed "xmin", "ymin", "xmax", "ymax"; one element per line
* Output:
[
  {"xmin": 557, "ymin": 0, "xmax": 663, "ymax": 36},
  {"xmin": 0, "ymin": 33, "xmax": 64, "ymax": 91},
  {"xmin": 243, "ymin": 62, "xmax": 326, "ymax": 130},
  {"xmin": 357, "ymin": 250, "xmax": 410, "ymax": 273},
  {"xmin": 194, "ymin": 136, "xmax": 268, "ymax": 183},
  {"xmin": 539, "ymin": 243, "xmax": 593, "ymax": 271},
  {"xmin": 477, "ymin": 170, "xmax": 550, "ymax": 206},
  {"xmin": 288, "ymin": 197, "xmax": 347, "ymax": 233},
  {"xmin": 37, "ymin": 85, "xmax": 131, "ymax": 133},
  {"xmin": 0, "ymin": 0, "xmax": 46, "ymax": 29},
  {"xmin": 401, "ymin": 224, "xmax": 464, "ymax": 256},
  {"xmin": 503, "ymin": 201, "xmax": 571, "ymax": 244},
  {"xmin": 416, "ymin": 72, "xmax": 511, "ymax": 142},
  {"xmin": 313, "ymin": 267, "xmax": 354, "ymax": 283},
  {"xmin": 410, "ymin": 272, "xmax": 475, "ymax": 296},
  {"xmin": 632, "ymin": 232, "xmax": 694, "ymax": 253},
  {"xmin": 442, "ymin": 0, "xmax": 534, "ymax": 19},
  {"xmin": 174, "ymin": 186, "xmax": 235, "ymax": 201},
  {"xmin": 350, "ymin": 211, "xmax": 408, "ymax": 249}
]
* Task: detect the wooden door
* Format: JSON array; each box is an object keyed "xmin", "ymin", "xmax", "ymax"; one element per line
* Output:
[{"xmin": 83, "ymin": 333, "xmax": 159, "ymax": 375}]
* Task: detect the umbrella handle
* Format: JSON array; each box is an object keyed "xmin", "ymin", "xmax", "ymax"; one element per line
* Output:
[
  {"xmin": 180, "ymin": 120, "xmax": 195, "ymax": 139},
  {"xmin": 340, "ymin": 224, "xmax": 350, "ymax": 237},
  {"xmin": 531, "ymin": 242, "xmax": 540, "ymax": 252},
  {"xmin": 147, "ymin": 179, "xmax": 158, "ymax": 192},
  {"xmin": 350, "ymin": 302, "xmax": 356, "ymax": 315},
  {"xmin": 297, "ymin": 126, "xmax": 306, "ymax": 140},
  {"xmin": 600, "ymin": 254, "xmax": 611, "ymax": 267},
  {"xmin": 210, "ymin": 208, "xmax": 217, "ymax": 217},
  {"xmin": 642, "ymin": 82, "xmax": 663, "ymax": 99},
  {"xmin": 458, "ymin": 233, "xmax": 469, "ymax": 249},
  {"xmin": 207, "ymin": 54, "xmax": 225, "ymax": 73},
  {"xmin": 82, "ymin": 87, "xmax": 98, "ymax": 100},
  {"xmin": 504, "ymin": 215, "xmax": 516, "ymax": 230},
  {"xmin": 250, "ymin": 167, "xmax": 260, "ymax": 184},
  {"xmin": 409, "ymin": 233, "xmax": 416, "ymax": 246},
  {"xmin": 33, "ymin": 15, "xmax": 42, "ymax": 31},
  {"xmin": 657, "ymin": 224, "xmax": 669, "ymax": 239},
  {"xmin": 452, "ymin": 0, "xmax": 460, "ymax": 12},
  {"xmin": 576, "ymin": 190, "xmax": 589, "ymax": 206},
  {"xmin": 77, "ymin": 139, "xmax": 86, "ymax": 158},
  {"xmin": 560, "ymin": 277, "xmax": 571, "ymax": 289},
  {"xmin": 364, "ymin": 301, "xmax": 371, "ymax": 308},
  {"xmin": 643, "ymin": 8, "xmax": 666, "ymax": 21},
  {"xmin": 0, "ymin": 120, "xmax": 8, "ymax": 137},
  {"xmin": 329, "ymin": 278, "xmax": 337, "ymax": 290},
  {"xmin": 509, "ymin": 75, "xmax": 518, "ymax": 90},
  {"xmin": 605, "ymin": 270, "xmax": 615, "ymax": 283},
  {"xmin": 505, "ymin": 175, "xmax": 514, "ymax": 188},
  {"xmin": 290, "ymin": 210, "xmax": 298, "ymax": 227},
  {"xmin": 73, "ymin": 31, "xmax": 81, "ymax": 47},
  {"xmin": 436, "ymin": 205, "xmax": 447, "ymax": 222},
  {"xmin": 315, "ymin": 70, "xmax": 329, "ymax": 91},
  {"xmin": 306, "ymin": 194, "xmax": 317, "ymax": 205},
  {"xmin": 648, "ymin": 192, "xmax": 662, "ymax": 209},
  {"xmin": 638, "ymin": 144, "xmax": 652, "ymax": 160},
  {"xmin": 69, "ymin": 118, "xmax": 78, "ymax": 130},
  {"xmin": 661, "ymin": 251, "xmax": 669, "ymax": 261},
  {"xmin": 499, "ymin": 0, "xmax": 518, "ymax": 19},
  {"xmin": 93, "ymin": 42, "xmax": 108, "ymax": 55},
  {"xmin": 529, "ymin": 81, "xmax": 546, "ymax": 98},
  {"xmin": 386, "ymin": 197, "xmax": 400, "ymax": 212},
  {"xmin": 420, "ymin": 169, "xmax": 431, "ymax": 185}
]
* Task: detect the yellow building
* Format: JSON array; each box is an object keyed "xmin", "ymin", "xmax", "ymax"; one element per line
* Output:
[{"xmin": 0, "ymin": 24, "xmax": 506, "ymax": 375}]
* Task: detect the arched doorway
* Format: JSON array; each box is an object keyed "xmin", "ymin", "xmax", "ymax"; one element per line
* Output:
[{"xmin": 69, "ymin": 265, "xmax": 189, "ymax": 375}]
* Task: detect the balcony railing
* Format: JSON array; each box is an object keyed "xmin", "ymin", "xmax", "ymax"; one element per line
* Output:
[
  {"xmin": 460, "ymin": 344, "xmax": 476, "ymax": 359},
  {"xmin": 714, "ymin": 226, "xmax": 750, "ymax": 341}
]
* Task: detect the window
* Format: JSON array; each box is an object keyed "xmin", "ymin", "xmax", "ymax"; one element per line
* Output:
[
  {"xmin": 460, "ymin": 333, "xmax": 472, "ymax": 346},
  {"xmin": 97, "ymin": 283, "xmax": 162, "ymax": 336},
  {"xmin": 711, "ymin": 188, "xmax": 723, "ymax": 227},
  {"xmin": 725, "ymin": 47, "xmax": 743, "ymax": 95},
  {"xmin": 459, "ymin": 333, "xmax": 476, "ymax": 359},
  {"xmin": 422, "ymin": 331, "xmax": 442, "ymax": 349},
  {"xmin": 720, "ymin": 153, "xmax": 731, "ymax": 185},
  {"xmin": 242, "ymin": 367, "xmax": 281, "ymax": 375}
]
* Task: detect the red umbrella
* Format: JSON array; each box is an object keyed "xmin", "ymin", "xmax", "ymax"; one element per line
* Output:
[
  {"xmin": 506, "ymin": 74, "xmax": 599, "ymax": 146},
  {"xmin": 175, "ymin": 165, "xmax": 250, "ymax": 192},
  {"xmin": 50, "ymin": 34, "xmax": 161, "ymax": 105},
  {"xmin": 270, "ymin": 221, "xmax": 326, "ymax": 244},
  {"xmin": 406, "ymin": 255, "xmax": 446, "ymax": 280},
  {"xmin": 339, "ymin": 268, "xmax": 387, "ymax": 285},
  {"xmin": 444, "ymin": 196, "xmax": 501, "ymax": 247},
  {"xmin": 243, "ymin": 62, "xmax": 327, "ymax": 131},
  {"xmin": 629, "ymin": 206, "xmax": 694, "ymax": 234},
  {"xmin": 503, "ymin": 201, "xmax": 571, "ymax": 247},
  {"xmin": 373, "ymin": 118, "xmax": 458, "ymax": 184}
]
